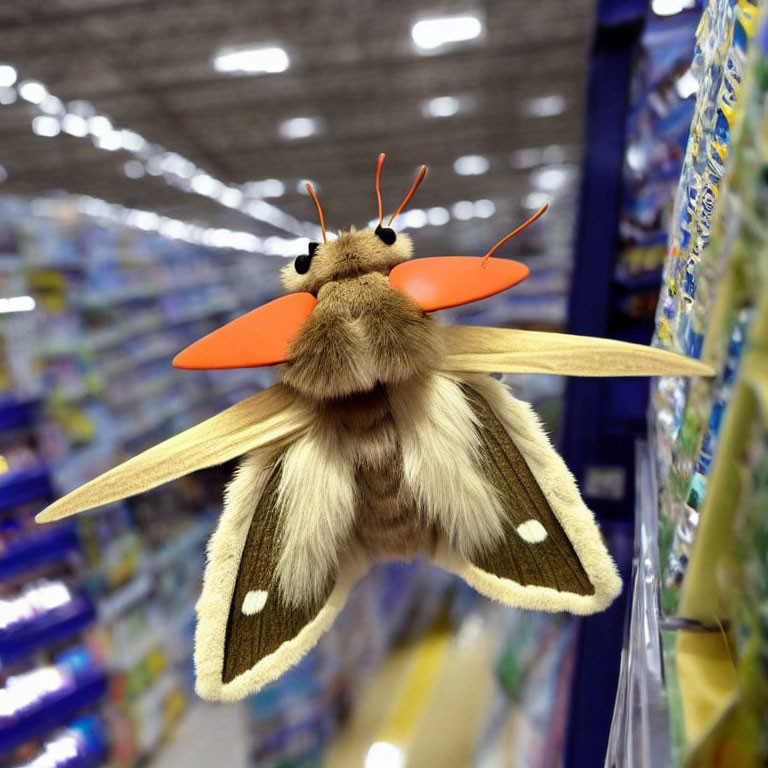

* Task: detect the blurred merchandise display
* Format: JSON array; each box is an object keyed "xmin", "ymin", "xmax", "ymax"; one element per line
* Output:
[
  {"xmin": 616, "ymin": 11, "xmax": 699, "ymax": 326},
  {"xmin": 0, "ymin": 197, "xmax": 578, "ymax": 767},
  {"xmin": 610, "ymin": 1, "xmax": 768, "ymax": 766},
  {"xmin": 0, "ymin": 198, "xmax": 276, "ymax": 766}
]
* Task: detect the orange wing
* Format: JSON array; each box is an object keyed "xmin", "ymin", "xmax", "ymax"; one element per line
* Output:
[
  {"xmin": 389, "ymin": 256, "xmax": 530, "ymax": 312},
  {"xmin": 173, "ymin": 292, "xmax": 317, "ymax": 369}
]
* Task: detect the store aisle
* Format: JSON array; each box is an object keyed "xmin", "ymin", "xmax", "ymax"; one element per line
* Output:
[
  {"xmin": 151, "ymin": 701, "xmax": 250, "ymax": 768},
  {"xmin": 327, "ymin": 616, "xmax": 499, "ymax": 768}
]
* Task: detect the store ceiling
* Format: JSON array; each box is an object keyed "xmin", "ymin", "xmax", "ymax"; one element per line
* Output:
[{"xmin": 0, "ymin": 0, "xmax": 595, "ymax": 248}]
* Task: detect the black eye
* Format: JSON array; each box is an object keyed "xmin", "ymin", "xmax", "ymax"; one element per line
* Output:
[
  {"xmin": 294, "ymin": 242, "xmax": 319, "ymax": 274},
  {"xmin": 375, "ymin": 225, "xmax": 397, "ymax": 245}
]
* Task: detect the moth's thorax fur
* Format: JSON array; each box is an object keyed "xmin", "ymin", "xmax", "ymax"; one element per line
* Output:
[{"xmin": 281, "ymin": 229, "xmax": 443, "ymax": 401}]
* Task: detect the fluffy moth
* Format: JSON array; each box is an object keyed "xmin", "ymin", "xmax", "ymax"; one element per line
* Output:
[{"xmin": 37, "ymin": 154, "xmax": 712, "ymax": 701}]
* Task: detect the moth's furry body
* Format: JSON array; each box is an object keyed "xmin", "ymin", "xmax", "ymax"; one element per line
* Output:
[{"xmin": 274, "ymin": 227, "xmax": 503, "ymax": 606}]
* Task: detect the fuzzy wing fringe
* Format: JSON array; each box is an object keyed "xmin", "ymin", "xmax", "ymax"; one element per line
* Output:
[
  {"xmin": 36, "ymin": 384, "xmax": 311, "ymax": 523},
  {"xmin": 441, "ymin": 326, "xmax": 714, "ymax": 378}
]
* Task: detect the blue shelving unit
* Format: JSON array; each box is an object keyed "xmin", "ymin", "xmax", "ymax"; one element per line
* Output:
[
  {"xmin": 562, "ymin": 1, "xmax": 648, "ymax": 766},
  {"xmin": 0, "ymin": 389, "xmax": 106, "ymax": 763},
  {"xmin": 0, "ymin": 673, "xmax": 108, "ymax": 755},
  {"xmin": 0, "ymin": 593, "xmax": 96, "ymax": 665},
  {"xmin": 0, "ymin": 464, "xmax": 54, "ymax": 512},
  {"xmin": 0, "ymin": 524, "xmax": 80, "ymax": 581},
  {"xmin": 0, "ymin": 395, "xmax": 40, "ymax": 431}
]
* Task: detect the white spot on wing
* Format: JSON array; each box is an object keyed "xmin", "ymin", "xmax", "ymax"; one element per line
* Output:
[
  {"xmin": 516, "ymin": 520, "xmax": 548, "ymax": 544},
  {"xmin": 241, "ymin": 590, "xmax": 268, "ymax": 615}
]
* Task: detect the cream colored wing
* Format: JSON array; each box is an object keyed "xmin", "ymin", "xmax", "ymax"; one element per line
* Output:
[
  {"xmin": 36, "ymin": 384, "xmax": 311, "ymax": 523},
  {"xmin": 441, "ymin": 326, "xmax": 714, "ymax": 378}
]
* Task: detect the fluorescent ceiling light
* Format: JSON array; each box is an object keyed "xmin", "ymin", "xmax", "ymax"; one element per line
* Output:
[
  {"xmin": 214, "ymin": 45, "xmax": 290, "ymax": 75},
  {"xmin": 454, "ymin": 154, "xmax": 489, "ymax": 176},
  {"xmin": 32, "ymin": 116, "xmax": 60, "ymax": 137},
  {"xmin": 40, "ymin": 95, "xmax": 64, "ymax": 115},
  {"xmin": 411, "ymin": 15, "xmax": 483, "ymax": 51},
  {"xmin": 0, "ymin": 296, "xmax": 36, "ymax": 313},
  {"xmin": 19, "ymin": 72, "xmax": 318, "ymax": 238},
  {"xmin": 219, "ymin": 187, "xmax": 244, "ymax": 208},
  {"xmin": 422, "ymin": 95, "xmax": 461, "ymax": 118},
  {"xmin": 0, "ymin": 64, "xmax": 17, "ymax": 88},
  {"xmin": 19, "ymin": 80, "xmax": 47, "ymax": 104},
  {"xmin": 62, "ymin": 114, "xmax": 88, "ymax": 137},
  {"xmin": 279, "ymin": 117, "xmax": 321, "ymax": 140},
  {"xmin": 123, "ymin": 160, "xmax": 145, "ymax": 179},
  {"xmin": 160, "ymin": 152, "xmax": 195, "ymax": 178},
  {"xmin": 523, "ymin": 94, "xmax": 566, "ymax": 118},
  {"xmin": 474, "ymin": 199, "xmax": 495, "ymax": 218},
  {"xmin": 452, "ymin": 200, "xmax": 475, "ymax": 220},
  {"xmin": 245, "ymin": 178, "xmax": 285, "ymax": 198},
  {"xmin": 128, "ymin": 211, "xmax": 160, "ymax": 231},
  {"xmin": 190, "ymin": 173, "xmax": 224, "ymax": 197},
  {"xmin": 297, "ymin": 179, "xmax": 319, "ymax": 195},
  {"xmin": 652, "ymin": 0, "xmax": 696, "ymax": 15},
  {"xmin": 145, "ymin": 156, "xmax": 163, "ymax": 176},
  {"xmin": 88, "ymin": 115, "xmax": 113, "ymax": 137},
  {"xmin": 402, "ymin": 209, "xmax": 428, "ymax": 228},
  {"xmin": 95, "ymin": 131, "xmax": 121, "ymax": 151},
  {"xmin": 531, "ymin": 164, "xmax": 574, "ymax": 191},
  {"xmin": 427, "ymin": 206, "xmax": 450, "ymax": 225},
  {"xmin": 524, "ymin": 191, "xmax": 550, "ymax": 210},
  {"xmin": 0, "ymin": 87, "xmax": 16, "ymax": 105},
  {"xmin": 68, "ymin": 100, "xmax": 96, "ymax": 118},
  {"xmin": 120, "ymin": 129, "xmax": 146, "ymax": 152}
]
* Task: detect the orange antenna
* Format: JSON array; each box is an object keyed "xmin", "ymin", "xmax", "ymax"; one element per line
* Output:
[
  {"xmin": 375, "ymin": 153, "xmax": 386, "ymax": 226},
  {"xmin": 388, "ymin": 164, "xmax": 427, "ymax": 226},
  {"xmin": 481, "ymin": 203, "xmax": 548, "ymax": 266},
  {"xmin": 305, "ymin": 182, "xmax": 327, "ymax": 243}
]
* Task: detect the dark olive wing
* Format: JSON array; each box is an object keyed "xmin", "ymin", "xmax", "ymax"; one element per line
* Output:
[
  {"xmin": 435, "ymin": 378, "xmax": 621, "ymax": 615},
  {"xmin": 195, "ymin": 456, "xmax": 362, "ymax": 701}
]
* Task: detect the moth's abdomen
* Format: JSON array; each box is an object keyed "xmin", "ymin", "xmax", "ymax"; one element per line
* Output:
[{"xmin": 334, "ymin": 386, "xmax": 434, "ymax": 559}]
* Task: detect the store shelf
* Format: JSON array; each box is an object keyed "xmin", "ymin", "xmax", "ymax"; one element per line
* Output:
[
  {"xmin": 75, "ymin": 276, "xmax": 224, "ymax": 310},
  {"xmin": 0, "ymin": 463, "xmax": 53, "ymax": 512},
  {"xmin": 605, "ymin": 442, "xmax": 670, "ymax": 768},
  {"xmin": 0, "ymin": 672, "xmax": 108, "ymax": 754},
  {"xmin": 0, "ymin": 593, "xmax": 95, "ymax": 665},
  {"xmin": 98, "ymin": 571, "xmax": 153, "ymax": 624},
  {"xmin": 39, "ymin": 297, "xmax": 240, "ymax": 358},
  {"xmin": 0, "ymin": 395, "xmax": 41, "ymax": 431},
  {"xmin": 0, "ymin": 524, "xmax": 80, "ymax": 581},
  {"xmin": 613, "ymin": 269, "xmax": 664, "ymax": 292}
]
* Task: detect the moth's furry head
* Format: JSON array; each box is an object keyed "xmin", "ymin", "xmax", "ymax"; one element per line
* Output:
[{"xmin": 281, "ymin": 227, "xmax": 413, "ymax": 294}]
